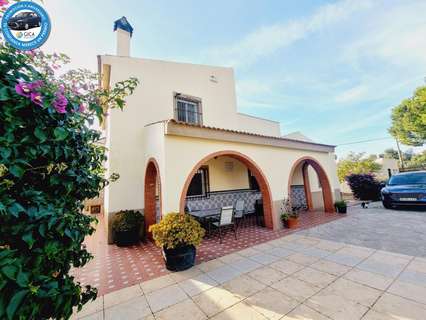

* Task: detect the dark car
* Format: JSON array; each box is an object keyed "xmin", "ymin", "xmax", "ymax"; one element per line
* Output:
[
  {"xmin": 381, "ymin": 171, "xmax": 426, "ymax": 208},
  {"xmin": 7, "ymin": 11, "xmax": 41, "ymax": 31}
]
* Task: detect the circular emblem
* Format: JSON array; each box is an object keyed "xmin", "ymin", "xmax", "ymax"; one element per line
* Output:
[{"xmin": 1, "ymin": 1, "xmax": 51, "ymax": 50}]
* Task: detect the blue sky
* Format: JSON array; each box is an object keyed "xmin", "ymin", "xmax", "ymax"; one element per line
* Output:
[{"xmin": 42, "ymin": 0, "xmax": 426, "ymax": 158}]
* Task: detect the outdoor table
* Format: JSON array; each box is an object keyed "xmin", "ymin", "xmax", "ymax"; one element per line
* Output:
[{"xmin": 188, "ymin": 208, "xmax": 221, "ymax": 236}]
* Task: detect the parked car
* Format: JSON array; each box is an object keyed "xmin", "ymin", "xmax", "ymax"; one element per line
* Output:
[
  {"xmin": 381, "ymin": 171, "xmax": 426, "ymax": 209},
  {"xmin": 7, "ymin": 11, "xmax": 41, "ymax": 31}
]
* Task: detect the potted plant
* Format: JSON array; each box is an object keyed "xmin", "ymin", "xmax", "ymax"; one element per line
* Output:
[
  {"xmin": 334, "ymin": 200, "xmax": 347, "ymax": 214},
  {"xmin": 149, "ymin": 212, "xmax": 205, "ymax": 271},
  {"xmin": 280, "ymin": 198, "xmax": 299, "ymax": 229},
  {"xmin": 112, "ymin": 210, "xmax": 144, "ymax": 246}
]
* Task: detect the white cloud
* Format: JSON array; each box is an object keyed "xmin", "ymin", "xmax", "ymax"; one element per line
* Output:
[
  {"xmin": 342, "ymin": 0, "xmax": 426, "ymax": 70},
  {"xmin": 204, "ymin": 0, "xmax": 374, "ymax": 67},
  {"xmin": 334, "ymin": 84, "xmax": 368, "ymax": 103}
]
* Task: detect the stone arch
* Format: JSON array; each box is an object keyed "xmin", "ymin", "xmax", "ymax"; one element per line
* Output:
[
  {"xmin": 288, "ymin": 156, "xmax": 334, "ymax": 213},
  {"xmin": 179, "ymin": 150, "xmax": 275, "ymax": 229},
  {"xmin": 144, "ymin": 158, "xmax": 162, "ymax": 239}
]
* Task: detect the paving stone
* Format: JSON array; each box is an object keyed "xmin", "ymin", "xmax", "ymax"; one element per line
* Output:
[
  {"xmin": 154, "ymin": 299, "xmax": 206, "ymax": 320},
  {"xmin": 211, "ymin": 301, "xmax": 267, "ymax": 320},
  {"xmin": 373, "ymin": 293, "xmax": 426, "ymax": 320},
  {"xmin": 271, "ymin": 277, "xmax": 321, "ymax": 302},
  {"xmin": 104, "ymin": 295, "xmax": 152, "ymax": 320},
  {"xmin": 178, "ymin": 273, "xmax": 218, "ymax": 297},
  {"xmin": 145, "ymin": 284, "xmax": 188, "ymax": 313},
  {"xmin": 282, "ymin": 304, "xmax": 330, "ymax": 320},
  {"xmin": 293, "ymin": 267, "xmax": 337, "ymax": 288},
  {"xmin": 247, "ymin": 266, "xmax": 287, "ymax": 286},
  {"xmin": 192, "ymin": 286, "xmax": 241, "ymax": 317},
  {"xmin": 246, "ymin": 287, "xmax": 299, "ymax": 320},
  {"xmin": 269, "ymin": 258, "xmax": 305, "ymax": 275},
  {"xmin": 221, "ymin": 274, "xmax": 266, "ymax": 299},
  {"xmin": 343, "ymin": 269, "xmax": 393, "ymax": 291}
]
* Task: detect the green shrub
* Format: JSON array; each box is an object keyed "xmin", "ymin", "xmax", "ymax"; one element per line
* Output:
[
  {"xmin": 149, "ymin": 213, "xmax": 205, "ymax": 249},
  {"xmin": 334, "ymin": 200, "xmax": 347, "ymax": 208},
  {"xmin": 112, "ymin": 210, "xmax": 144, "ymax": 232},
  {"xmin": 0, "ymin": 44, "xmax": 138, "ymax": 319}
]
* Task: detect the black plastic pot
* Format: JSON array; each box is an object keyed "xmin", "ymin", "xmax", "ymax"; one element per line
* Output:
[
  {"xmin": 336, "ymin": 205, "xmax": 347, "ymax": 214},
  {"xmin": 162, "ymin": 245, "xmax": 196, "ymax": 271},
  {"xmin": 114, "ymin": 229, "xmax": 140, "ymax": 246}
]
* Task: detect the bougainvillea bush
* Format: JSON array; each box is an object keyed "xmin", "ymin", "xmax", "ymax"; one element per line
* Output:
[{"xmin": 0, "ymin": 44, "xmax": 138, "ymax": 319}]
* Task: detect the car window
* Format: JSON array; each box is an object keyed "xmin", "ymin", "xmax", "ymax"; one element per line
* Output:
[{"xmin": 388, "ymin": 173, "xmax": 426, "ymax": 185}]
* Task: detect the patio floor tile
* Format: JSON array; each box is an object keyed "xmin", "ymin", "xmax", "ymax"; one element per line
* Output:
[
  {"xmin": 264, "ymin": 247, "xmax": 294, "ymax": 258},
  {"xmin": 249, "ymin": 253, "xmax": 281, "ymax": 265},
  {"xmin": 305, "ymin": 291, "xmax": 369, "ymax": 320},
  {"xmin": 197, "ymin": 259, "xmax": 225, "ymax": 273},
  {"xmin": 310, "ymin": 259, "xmax": 351, "ymax": 276},
  {"xmin": 271, "ymin": 277, "xmax": 320, "ymax": 302},
  {"xmin": 140, "ymin": 274, "xmax": 176, "ymax": 294},
  {"xmin": 321, "ymin": 278, "xmax": 382, "ymax": 307},
  {"xmin": 269, "ymin": 258, "xmax": 305, "ymax": 275},
  {"xmin": 314, "ymin": 240, "xmax": 346, "ymax": 252},
  {"xmin": 397, "ymin": 269, "xmax": 426, "ymax": 287},
  {"xmin": 206, "ymin": 265, "xmax": 242, "ymax": 284},
  {"xmin": 192, "ymin": 286, "xmax": 241, "ymax": 317},
  {"xmin": 343, "ymin": 269, "xmax": 393, "ymax": 291},
  {"xmin": 169, "ymin": 267, "xmax": 203, "ymax": 283},
  {"xmin": 221, "ymin": 274, "xmax": 266, "ymax": 299},
  {"xmin": 178, "ymin": 273, "xmax": 218, "ymax": 297},
  {"xmin": 154, "ymin": 299, "xmax": 206, "ymax": 320},
  {"xmin": 247, "ymin": 266, "xmax": 287, "ymax": 286},
  {"xmin": 282, "ymin": 304, "xmax": 330, "ymax": 320},
  {"xmin": 293, "ymin": 267, "xmax": 337, "ymax": 288},
  {"xmin": 71, "ymin": 296, "xmax": 104, "ymax": 319},
  {"xmin": 145, "ymin": 284, "xmax": 188, "ymax": 313},
  {"xmin": 228, "ymin": 257, "xmax": 262, "ymax": 273},
  {"xmin": 388, "ymin": 280, "xmax": 426, "ymax": 305},
  {"xmin": 104, "ymin": 295, "xmax": 152, "ymax": 320},
  {"xmin": 373, "ymin": 293, "xmax": 426, "ymax": 320},
  {"xmin": 211, "ymin": 301, "xmax": 267, "ymax": 320},
  {"xmin": 356, "ymin": 259, "xmax": 405, "ymax": 278},
  {"xmin": 246, "ymin": 287, "xmax": 299, "ymax": 320},
  {"xmin": 103, "ymin": 284, "xmax": 143, "ymax": 309},
  {"xmin": 286, "ymin": 253, "xmax": 320, "ymax": 266},
  {"xmin": 323, "ymin": 252, "xmax": 364, "ymax": 267}
]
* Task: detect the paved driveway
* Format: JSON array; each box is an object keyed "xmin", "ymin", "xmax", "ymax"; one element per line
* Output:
[{"xmin": 299, "ymin": 202, "xmax": 426, "ymax": 258}]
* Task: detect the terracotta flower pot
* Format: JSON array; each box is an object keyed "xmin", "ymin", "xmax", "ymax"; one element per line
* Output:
[
  {"xmin": 287, "ymin": 217, "xmax": 299, "ymax": 229},
  {"xmin": 282, "ymin": 217, "xmax": 299, "ymax": 229}
]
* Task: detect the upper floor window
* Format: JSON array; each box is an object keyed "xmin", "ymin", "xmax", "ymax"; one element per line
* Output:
[{"xmin": 174, "ymin": 94, "xmax": 202, "ymax": 125}]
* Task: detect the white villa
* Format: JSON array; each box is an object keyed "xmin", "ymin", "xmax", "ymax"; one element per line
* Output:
[{"xmin": 99, "ymin": 17, "xmax": 341, "ymax": 242}]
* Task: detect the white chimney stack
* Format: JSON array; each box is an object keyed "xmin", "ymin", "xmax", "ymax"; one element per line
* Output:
[{"xmin": 113, "ymin": 17, "xmax": 133, "ymax": 57}]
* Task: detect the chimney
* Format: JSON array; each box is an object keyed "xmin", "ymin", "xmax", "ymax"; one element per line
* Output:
[{"xmin": 113, "ymin": 16, "xmax": 134, "ymax": 57}]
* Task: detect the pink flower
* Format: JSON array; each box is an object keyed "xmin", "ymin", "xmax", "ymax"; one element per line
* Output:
[
  {"xmin": 30, "ymin": 92, "xmax": 43, "ymax": 106},
  {"xmin": 15, "ymin": 82, "xmax": 31, "ymax": 97},
  {"xmin": 29, "ymin": 80, "xmax": 44, "ymax": 90},
  {"xmin": 78, "ymin": 103, "xmax": 86, "ymax": 113},
  {"xmin": 53, "ymin": 91, "xmax": 68, "ymax": 114},
  {"xmin": 0, "ymin": 0, "xmax": 9, "ymax": 7}
]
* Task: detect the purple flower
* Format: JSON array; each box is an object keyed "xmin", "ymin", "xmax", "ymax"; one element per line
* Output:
[
  {"xmin": 29, "ymin": 80, "xmax": 44, "ymax": 90},
  {"xmin": 15, "ymin": 82, "xmax": 31, "ymax": 97},
  {"xmin": 30, "ymin": 92, "xmax": 43, "ymax": 106},
  {"xmin": 53, "ymin": 93, "xmax": 68, "ymax": 114}
]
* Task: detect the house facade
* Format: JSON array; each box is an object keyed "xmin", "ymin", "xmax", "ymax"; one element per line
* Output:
[{"xmin": 100, "ymin": 18, "xmax": 341, "ymax": 242}]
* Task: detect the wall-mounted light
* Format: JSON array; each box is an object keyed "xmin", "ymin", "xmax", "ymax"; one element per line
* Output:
[{"xmin": 209, "ymin": 75, "xmax": 218, "ymax": 83}]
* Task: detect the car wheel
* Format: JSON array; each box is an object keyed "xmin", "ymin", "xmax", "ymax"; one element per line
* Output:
[
  {"xmin": 382, "ymin": 200, "xmax": 392, "ymax": 209},
  {"xmin": 24, "ymin": 23, "xmax": 29, "ymax": 30}
]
